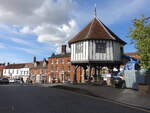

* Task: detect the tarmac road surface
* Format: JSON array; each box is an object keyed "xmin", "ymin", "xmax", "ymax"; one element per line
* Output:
[{"xmin": 0, "ymin": 85, "xmax": 147, "ymax": 113}]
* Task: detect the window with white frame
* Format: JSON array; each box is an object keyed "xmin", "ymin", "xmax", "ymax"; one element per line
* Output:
[
  {"xmin": 67, "ymin": 59, "xmax": 71, "ymax": 64},
  {"xmin": 60, "ymin": 59, "xmax": 62, "ymax": 64},
  {"xmin": 4, "ymin": 69, "xmax": 6, "ymax": 74},
  {"xmin": 62, "ymin": 59, "xmax": 64, "ymax": 64},
  {"xmin": 16, "ymin": 70, "xmax": 18, "ymax": 74},
  {"xmin": 61, "ymin": 66, "xmax": 64, "ymax": 72},
  {"xmin": 56, "ymin": 66, "xmax": 59, "ymax": 72},
  {"xmin": 68, "ymin": 65, "xmax": 70, "ymax": 72},
  {"xmin": 26, "ymin": 71, "xmax": 29, "ymax": 75},
  {"xmin": 12, "ymin": 69, "xmax": 14, "ymax": 74},
  {"xmin": 56, "ymin": 59, "xmax": 58, "ymax": 64},
  {"xmin": 50, "ymin": 65, "xmax": 53, "ymax": 72}
]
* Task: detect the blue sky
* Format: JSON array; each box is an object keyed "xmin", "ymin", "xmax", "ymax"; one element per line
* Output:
[{"xmin": 0, "ymin": 0, "xmax": 150, "ymax": 63}]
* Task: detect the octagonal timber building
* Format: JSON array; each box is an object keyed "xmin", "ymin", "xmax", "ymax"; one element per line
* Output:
[
  {"xmin": 69, "ymin": 17, "xmax": 126, "ymax": 66},
  {"xmin": 68, "ymin": 16, "xmax": 126, "ymax": 82}
]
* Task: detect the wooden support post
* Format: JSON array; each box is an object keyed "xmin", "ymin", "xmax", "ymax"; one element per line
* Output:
[
  {"xmin": 83, "ymin": 66, "xmax": 87, "ymax": 80},
  {"xmin": 73, "ymin": 65, "xmax": 78, "ymax": 83},
  {"xmin": 88, "ymin": 65, "xmax": 92, "ymax": 82}
]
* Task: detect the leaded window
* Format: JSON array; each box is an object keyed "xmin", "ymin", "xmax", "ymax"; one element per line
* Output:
[
  {"xmin": 96, "ymin": 42, "xmax": 106, "ymax": 53},
  {"xmin": 76, "ymin": 42, "xmax": 83, "ymax": 53}
]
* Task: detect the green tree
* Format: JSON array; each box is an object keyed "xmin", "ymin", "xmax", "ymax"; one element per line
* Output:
[{"xmin": 129, "ymin": 15, "xmax": 150, "ymax": 69}]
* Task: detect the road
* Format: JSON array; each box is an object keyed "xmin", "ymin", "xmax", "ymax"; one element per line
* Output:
[{"xmin": 0, "ymin": 85, "xmax": 147, "ymax": 113}]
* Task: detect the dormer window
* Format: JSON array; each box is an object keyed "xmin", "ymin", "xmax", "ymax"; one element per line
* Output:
[
  {"xmin": 96, "ymin": 42, "xmax": 106, "ymax": 53},
  {"xmin": 76, "ymin": 42, "xmax": 83, "ymax": 53},
  {"xmin": 51, "ymin": 60, "xmax": 54, "ymax": 64},
  {"xmin": 43, "ymin": 62, "xmax": 47, "ymax": 67}
]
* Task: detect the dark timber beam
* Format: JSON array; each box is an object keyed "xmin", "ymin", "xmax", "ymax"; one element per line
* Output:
[
  {"xmin": 83, "ymin": 66, "xmax": 87, "ymax": 80},
  {"xmin": 73, "ymin": 65, "xmax": 79, "ymax": 83}
]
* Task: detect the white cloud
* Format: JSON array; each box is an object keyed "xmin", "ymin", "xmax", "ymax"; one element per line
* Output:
[
  {"xmin": 0, "ymin": 0, "xmax": 74, "ymax": 26},
  {"xmin": 20, "ymin": 26, "xmax": 33, "ymax": 34},
  {"xmin": 34, "ymin": 19, "xmax": 79, "ymax": 44},
  {"xmin": 0, "ymin": 0, "xmax": 80, "ymax": 62},
  {"xmin": 0, "ymin": 0, "xmax": 79, "ymax": 48}
]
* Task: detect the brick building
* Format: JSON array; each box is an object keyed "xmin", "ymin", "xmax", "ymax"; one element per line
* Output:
[
  {"xmin": 48, "ymin": 45, "xmax": 83, "ymax": 83},
  {"xmin": 30, "ymin": 57, "xmax": 48, "ymax": 83}
]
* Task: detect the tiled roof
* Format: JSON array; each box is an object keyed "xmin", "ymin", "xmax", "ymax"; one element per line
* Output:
[
  {"xmin": 24, "ymin": 63, "xmax": 33, "ymax": 68},
  {"xmin": 5, "ymin": 64, "xmax": 25, "ymax": 69},
  {"xmin": 125, "ymin": 52, "xmax": 140, "ymax": 59},
  {"xmin": 31, "ymin": 59, "xmax": 48, "ymax": 69},
  {"xmin": 4, "ymin": 62, "xmax": 33, "ymax": 69},
  {"xmin": 32, "ymin": 61, "xmax": 48, "ymax": 69},
  {"xmin": 4, "ymin": 60, "xmax": 48, "ymax": 69},
  {"xmin": 49, "ymin": 53, "xmax": 71, "ymax": 58},
  {"xmin": 68, "ymin": 17, "xmax": 126, "ymax": 45},
  {"xmin": 125, "ymin": 52, "xmax": 138, "ymax": 56},
  {"xmin": 0, "ymin": 65, "xmax": 6, "ymax": 69}
]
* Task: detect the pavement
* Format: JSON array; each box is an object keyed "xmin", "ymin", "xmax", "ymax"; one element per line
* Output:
[
  {"xmin": 0, "ymin": 84, "xmax": 147, "ymax": 113},
  {"xmin": 50, "ymin": 83, "xmax": 150, "ymax": 111}
]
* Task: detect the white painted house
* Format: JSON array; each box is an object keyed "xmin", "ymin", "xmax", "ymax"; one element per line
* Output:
[
  {"xmin": 3, "ymin": 63, "xmax": 31, "ymax": 82},
  {"xmin": 68, "ymin": 9, "xmax": 126, "ymax": 82}
]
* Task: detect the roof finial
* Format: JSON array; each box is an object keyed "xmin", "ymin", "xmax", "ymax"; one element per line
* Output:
[{"xmin": 94, "ymin": 3, "xmax": 97, "ymax": 18}]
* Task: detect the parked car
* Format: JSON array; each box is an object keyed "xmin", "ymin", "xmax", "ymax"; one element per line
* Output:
[
  {"xmin": 9, "ymin": 78, "xmax": 15, "ymax": 84},
  {"xmin": 111, "ymin": 71, "xmax": 126, "ymax": 88},
  {"xmin": 15, "ymin": 79, "xmax": 22, "ymax": 84},
  {"xmin": 0, "ymin": 78, "xmax": 9, "ymax": 84}
]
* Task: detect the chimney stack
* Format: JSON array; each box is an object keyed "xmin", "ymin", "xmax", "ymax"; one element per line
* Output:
[
  {"xmin": 33, "ymin": 56, "xmax": 36, "ymax": 62},
  {"xmin": 7, "ymin": 62, "xmax": 10, "ymax": 66},
  {"xmin": 61, "ymin": 45, "xmax": 66, "ymax": 54}
]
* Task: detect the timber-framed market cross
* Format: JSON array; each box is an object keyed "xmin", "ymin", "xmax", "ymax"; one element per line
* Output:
[{"xmin": 68, "ymin": 7, "xmax": 126, "ymax": 82}]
